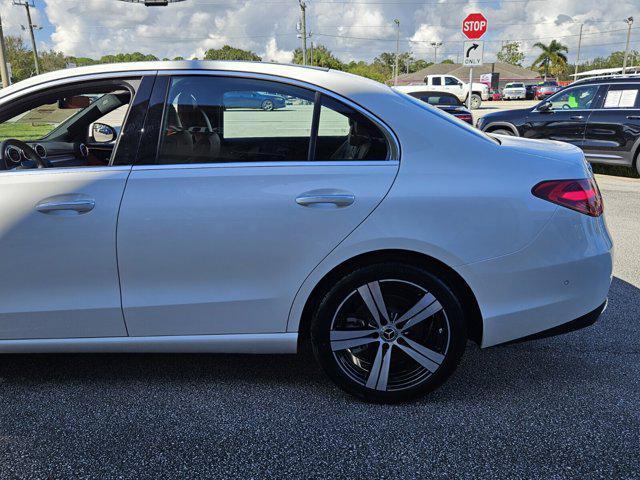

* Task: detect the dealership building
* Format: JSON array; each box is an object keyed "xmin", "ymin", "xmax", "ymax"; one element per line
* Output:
[{"xmin": 393, "ymin": 62, "xmax": 541, "ymax": 89}]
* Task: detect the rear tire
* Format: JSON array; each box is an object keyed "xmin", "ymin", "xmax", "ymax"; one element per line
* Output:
[
  {"xmin": 310, "ymin": 263, "xmax": 467, "ymax": 403},
  {"xmin": 490, "ymin": 128, "xmax": 515, "ymax": 136},
  {"xmin": 470, "ymin": 94, "xmax": 482, "ymax": 109}
]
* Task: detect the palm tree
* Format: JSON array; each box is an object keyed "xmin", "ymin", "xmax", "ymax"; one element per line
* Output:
[{"xmin": 532, "ymin": 40, "xmax": 569, "ymax": 80}]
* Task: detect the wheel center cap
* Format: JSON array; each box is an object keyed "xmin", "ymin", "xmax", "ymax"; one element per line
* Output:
[{"xmin": 381, "ymin": 326, "xmax": 397, "ymax": 342}]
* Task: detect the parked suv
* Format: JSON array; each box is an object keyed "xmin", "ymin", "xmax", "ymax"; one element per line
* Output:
[{"xmin": 477, "ymin": 76, "xmax": 640, "ymax": 175}]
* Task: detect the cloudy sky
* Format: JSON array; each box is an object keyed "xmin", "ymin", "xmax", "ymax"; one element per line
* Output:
[{"xmin": 0, "ymin": 0, "xmax": 638, "ymax": 65}]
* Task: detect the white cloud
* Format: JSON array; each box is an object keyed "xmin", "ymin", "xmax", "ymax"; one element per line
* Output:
[
  {"xmin": 14, "ymin": 0, "xmax": 637, "ymax": 66},
  {"xmin": 262, "ymin": 38, "xmax": 293, "ymax": 63}
]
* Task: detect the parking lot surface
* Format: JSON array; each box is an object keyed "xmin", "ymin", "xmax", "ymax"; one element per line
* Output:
[{"xmin": 0, "ymin": 174, "xmax": 638, "ymax": 479}]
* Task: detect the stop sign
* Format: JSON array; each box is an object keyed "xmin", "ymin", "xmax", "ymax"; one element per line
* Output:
[{"xmin": 462, "ymin": 13, "xmax": 488, "ymax": 40}]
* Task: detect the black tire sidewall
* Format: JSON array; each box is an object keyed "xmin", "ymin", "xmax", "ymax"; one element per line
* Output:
[{"xmin": 311, "ymin": 263, "xmax": 467, "ymax": 403}]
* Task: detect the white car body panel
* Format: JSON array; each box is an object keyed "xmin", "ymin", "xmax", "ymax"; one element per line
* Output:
[
  {"xmin": 0, "ymin": 61, "xmax": 613, "ymax": 353},
  {"xmin": 117, "ymin": 161, "xmax": 398, "ymax": 336}
]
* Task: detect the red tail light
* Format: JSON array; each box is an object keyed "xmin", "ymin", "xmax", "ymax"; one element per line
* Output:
[
  {"xmin": 455, "ymin": 113, "xmax": 473, "ymax": 124},
  {"xmin": 532, "ymin": 178, "xmax": 603, "ymax": 217}
]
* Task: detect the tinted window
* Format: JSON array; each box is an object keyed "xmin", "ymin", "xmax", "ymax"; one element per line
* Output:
[
  {"xmin": 431, "ymin": 77, "xmax": 442, "ymax": 86},
  {"xmin": 548, "ymin": 85, "xmax": 599, "ymax": 110},
  {"xmin": 409, "ymin": 92, "xmax": 460, "ymax": 106},
  {"xmin": 157, "ymin": 76, "xmax": 315, "ymax": 164},
  {"xmin": 444, "ymin": 77, "xmax": 459, "ymax": 86},
  {"xmin": 315, "ymin": 95, "xmax": 389, "ymax": 161},
  {"xmin": 601, "ymin": 85, "xmax": 640, "ymax": 109}
]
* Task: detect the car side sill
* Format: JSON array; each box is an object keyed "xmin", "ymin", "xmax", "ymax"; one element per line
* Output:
[
  {"xmin": 493, "ymin": 300, "xmax": 607, "ymax": 348},
  {"xmin": 0, "ymin": 333, "xmax": 298, "ymax": 354}
]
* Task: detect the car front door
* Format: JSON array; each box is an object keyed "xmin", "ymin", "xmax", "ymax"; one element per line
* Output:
[
  {"xmin": 116, "ymin": 74, "xmax": 399, "ymax": 337},
  {"xmin": 583, "ymin": 83, "xmax": 640, "ymax": 165},
  {"xmin": 0, "ymin": 75, "xmax": 153, "ymax": 340},
  {"xmin": 522, "ymin": 84, "xmax": 603, "ymax": 147},
  {"xmin": 443, "ymin": 76, "xmax": 463, "ymax": 99}
]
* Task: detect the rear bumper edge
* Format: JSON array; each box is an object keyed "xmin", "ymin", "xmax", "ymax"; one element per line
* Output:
[{"xmin": 494, "ymin": 299, "xmax": 607, "ymax": 347}]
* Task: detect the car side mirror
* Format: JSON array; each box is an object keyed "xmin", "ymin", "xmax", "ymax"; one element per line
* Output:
[
  {"xmin": 91, "ymin": 123, "xmax": 116, "ymax": 143},
  {"xmin": 537, "ymin": 101, "xmax": 552, "ymax": 113},
  {"xmin": 457, "ymin": 82, "xmax": 463, "ymax": 86}
]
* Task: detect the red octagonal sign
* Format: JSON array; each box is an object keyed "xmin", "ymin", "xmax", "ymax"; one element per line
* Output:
[{"xmin": 462, "ymin": 13, "xmax": 488, "ymax": 40}]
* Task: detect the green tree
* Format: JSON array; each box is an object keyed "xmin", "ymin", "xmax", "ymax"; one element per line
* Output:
[
  {"xmin": 579, "ymin": 50, "xmax": 640, "ymax": 71},
  {"xmin": 294, "ymin": 44, "xmax": 343, "ymax": 69},
  {"xmin": 532, "ymin": 40, "xmax": 568, "ymax": 80},
  {"xmin": 345, "ymin": 60, "xmax": 386, "ymax": 82},
  {"xmin": 409, "ymin": 59, "xmax": 432, "ymax": 73},
  {"xmin": 496, "ymin": 41, "xmax": 525, "ymax": 67},
  {"xmin": 440, "ymin": 59, "xmax": 454, "ymax": 64},
  {"xmin": 203, "ymin": 45, "xmax": 261, "ymax": 61},
  {"xmin": 99, "ymin": 52, "xmax": 159, "ymax": 63},
  {"xmin": 4, "ymin": 36, "xmax": 34, "ymax": 82}
]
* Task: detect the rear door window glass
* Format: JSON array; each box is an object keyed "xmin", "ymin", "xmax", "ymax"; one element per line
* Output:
[{"xmin": 315, "ymin": 95, "xmax": 389, "ymax": 161}]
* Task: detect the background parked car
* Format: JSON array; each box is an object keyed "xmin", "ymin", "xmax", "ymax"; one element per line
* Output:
[
  {"xmin": 535, "ymin": 81, "xmax": 562, "ymax": 100},
  {"xmin": 476, "ymin": 76, "xmax": 640, "ymax": 175},
  {"xmin": 405, "ymin": 90, "xmax": 473, "ymax": 124},
  {"xmin": 489, "ymin": 90, "xmax": 502, "ymax": 101},
  {"xmin": 223, "ymin": 90, "xmax": 286, "ymax": 110},
  {"xmin": 502, "ymin": 82, "xmax": 526, "ymax": 100}
]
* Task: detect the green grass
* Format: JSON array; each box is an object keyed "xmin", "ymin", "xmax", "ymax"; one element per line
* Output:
[{"xmin": 0, "ymin": 123, "xmax": 54, "ymax": 142}]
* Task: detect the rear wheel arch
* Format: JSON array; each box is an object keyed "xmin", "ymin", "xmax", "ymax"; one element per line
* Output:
[
  {"xmin": 485, "ymin": 122, "xmax": 519, "ymax": 136},
  {"xmin": 296, "ymin": 249, "xmax": 483, "ymax": 353}
]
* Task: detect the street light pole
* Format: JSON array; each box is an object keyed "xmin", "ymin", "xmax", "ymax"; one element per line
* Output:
[
  {"xmin": 622, "ymin": 17, "xmax": 634, "ymax": 75},
  {"xmin": 573, "ymin": 23, "xmax": 583, "ymax": 81},
  {"xmin": 394, "ymin": 19, "xmax": 400, "ymax": 86},
  {"xmin": 430, "ymin": 41, "xmax": 442, "ymax": 64},
  {"xmin": 13, "ymin": 0, "xmax": 40, "ymax": 75}
]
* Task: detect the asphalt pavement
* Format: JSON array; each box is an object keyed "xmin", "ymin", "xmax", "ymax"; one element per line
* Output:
[{"xmin": 0, "ymin": 174, "xmax": 638, "ymax": 479}]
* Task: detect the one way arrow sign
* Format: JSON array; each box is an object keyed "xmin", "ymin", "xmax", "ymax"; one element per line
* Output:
[{"xmin": 463, "ymin": 40, "xmax": 484, "ymax": 66}]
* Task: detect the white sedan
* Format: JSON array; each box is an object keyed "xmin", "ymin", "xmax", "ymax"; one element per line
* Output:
[{"xmin": 0, "ymin": 61, "xmax": 612, "ymax": 402}]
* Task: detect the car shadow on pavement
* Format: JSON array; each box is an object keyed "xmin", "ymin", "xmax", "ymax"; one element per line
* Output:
[{"xmin": 0, "ymin": 276, "xmax": 637, "ymax": 403}]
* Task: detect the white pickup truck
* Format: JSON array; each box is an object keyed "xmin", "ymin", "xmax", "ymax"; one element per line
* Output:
[{"xmin": 397, "ymin": 74, "xmax": 489, "ymax": 109}]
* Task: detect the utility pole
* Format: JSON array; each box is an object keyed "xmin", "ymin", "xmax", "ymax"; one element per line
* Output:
[
  {"xmin": 0, "ymin": 13, "xmax": 10, "ymax": 87},
  {"xmin": 394, "ymin": 19, "xmax": 400, "ymax": 85},
  {"xmin": 622, "ymin": 17, "xmax": 634, "ymax": 75},
  {"xmin": 13, "ymin": 0, "xmax": 40, "ymax": 75},
  {"xmin": 573, "ymin": 23, "xmax": 583, "ymax": 81},
  {"xmin": 309, "ymin": 38, "xmax": 314, "ymax": 66},
  {"xmin": 430, "ymin": 41, "xmax": 442, "ymax": 64},
  {"xmin": 298, "ymin": 0, "xmax": 307, "ymax": 66}
]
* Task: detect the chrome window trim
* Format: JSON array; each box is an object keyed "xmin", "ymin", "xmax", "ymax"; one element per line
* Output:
[
  {"xmin": 133, "ymin": 160, "xmax": 399, "ymax": 172},
  {"xmin": 0, "ymin": 165, "xmax": 132, "ymax": 177},
  {"xmin": 155, "ymin": 69, "xmax": 400, "ymax": 163}
]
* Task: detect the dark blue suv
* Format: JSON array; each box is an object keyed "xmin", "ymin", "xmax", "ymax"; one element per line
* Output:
[{"xmin": 477, "ymin": 76, "xmax": 640, "ymax": 175}]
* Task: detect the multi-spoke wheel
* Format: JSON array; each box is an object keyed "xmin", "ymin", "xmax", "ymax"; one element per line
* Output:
[{"xmin": 311, "ymin": 263, "xmax": 467, "ymax": 403}]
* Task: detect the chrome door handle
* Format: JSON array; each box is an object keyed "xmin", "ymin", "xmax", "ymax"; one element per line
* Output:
[
  {"xmin": 296, "ymin": 194, "xmax": 355, "ymax": 207},
  {"xmin": 570, "ymin": 115, "xmax": 584, "ymax": 120},
  {"xmin": 627, "ymin": 115, "xmax": 640, "ymax": 120},
  {"xmin": 36, "ymin": 199, "xmax": 95, "ymax": 215}
]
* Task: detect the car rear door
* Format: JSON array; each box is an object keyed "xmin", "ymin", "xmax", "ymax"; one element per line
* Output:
[
  {"xmin": 522, "ymin": 84, "xmax": 603, "ymax": 147},
  {"xmin": 583, "ymin": 83, "xmax": 640, "ymax": 165},
  {"xmin": 116, "ymin": 73, "xmax": 399, "ymax": 337}
]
